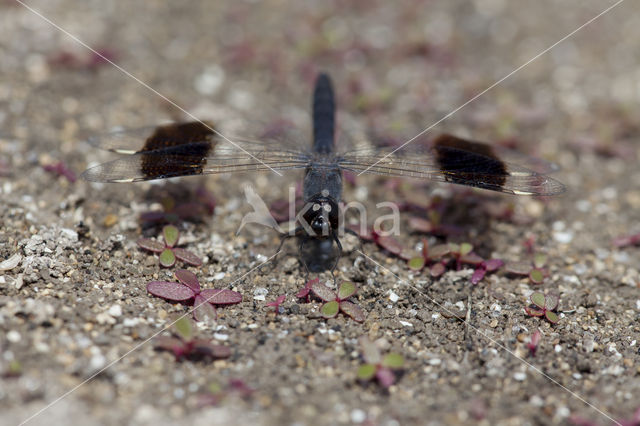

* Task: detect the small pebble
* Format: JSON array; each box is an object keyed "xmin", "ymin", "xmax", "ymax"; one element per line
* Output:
[
  {"xmin": 514, "ymin": 372, "xmax": 526, "ymax": 381},
  {"xmin": 7, "ymin": 330, "xmax": 21, "ymax": 342},
  {"xmin": 351, "ymin": 409, "xmax": 366, "ymax": 423},
  {"xmin": 0, "ymin": 253, "xmax": 22, "ymax": 271},
  {"xmin": 108, "ymin": 305, "xmax": 123, "ymax": 317}
]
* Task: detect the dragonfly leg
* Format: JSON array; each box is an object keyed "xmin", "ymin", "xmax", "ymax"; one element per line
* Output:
[
  {"xmin": 298, "ymin": 236, "xmax": 311, "ymax": 281},
  {"xmin": 329, "ymin": 232, "xmax": 343, "ymax": 285},
  {"xmin": 260, "ymin": 228, "xmax": 302, "ymax": 273}
]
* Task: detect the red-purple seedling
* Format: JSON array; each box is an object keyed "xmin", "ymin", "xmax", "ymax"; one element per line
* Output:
[
  {"xmin": 524, "ymin": 292, "xmax": 560, "ymax": 324},
  {"xmin": 137, "ymin": 225, "xmax": 202, "ymax": 268},
  {"xmin": 613, "ymin": 232, "xmax": 640, "ymax": 248},
  {"xmin": 357, "ymin": 337, "xmax": 404, "ymax": 389},
  {"xmin": 407, "ymin": 241, "xmax": 502, "ymax": 285},
  {"xmin": 266, "ymin": 294, "xmax": 286, "ymax": 314},
  {"xmin": 471, "ymin": 258, "xmax": 505, "ymax": 285},
  {"xmin": 147, "ymin": 269, "xmax": 242, "ymax": 322},
  {"xmin": 296, "ymin": 278, "xmax": 319, "ymax": 302},
  {"xmin": 310, "ymin": 281, "xmax": 365, "ymax": 323},
  {"xmin": 527, "ymin": 329, "xmax": 542, "ymax": 357},
  {"xmin": 154, "ymin": 317, "xmax": 231, "ymax": 362},
  {"xmin": 42, "ymin": 161, "xmax": 77, "ymax": 183},
  {"xmin": 505, "ymin": 253, "xmax": 548, "ymax": 284}
]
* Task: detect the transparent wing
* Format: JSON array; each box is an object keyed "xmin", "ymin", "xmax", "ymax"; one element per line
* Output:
[
  {"xmin": 82, "ymin": 121, "xmax": 311, "ymax": 182},
  {"xmin": 338, "ymin": 134, "xmax": 565, "ymax": 196}
]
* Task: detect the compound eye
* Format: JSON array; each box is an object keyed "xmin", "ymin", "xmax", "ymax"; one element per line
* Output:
[
  {"xmin": 323, "ymin": 204, "xmax": 332, "ymax": 213},
  {"xmin": 312, "ymin": 203, "xmax": 321, "ymax": 212}
]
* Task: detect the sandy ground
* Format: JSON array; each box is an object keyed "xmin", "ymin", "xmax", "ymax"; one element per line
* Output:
[{"xmin": 1, "ymin": 0, "xmax": 640, "ymax": 425}]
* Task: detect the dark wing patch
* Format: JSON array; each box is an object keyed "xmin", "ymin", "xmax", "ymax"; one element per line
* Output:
[
  {"xmin": 140, "ymin": 142, "xmax": 212, "ymax": 180},
  {"xmin": 338, "ymin": 133, "xmax": 565, "ymax": 196},
  {"xmin": 137, "ymin": 122, "xmax": 216, "ymax": 180},
  {"xmin": 140, "ymin": 121, "xmax": 217, "ymax": 152},
  {"xmin": 433, "ymin": 134, "xmax": 507, "ymax": 189}
]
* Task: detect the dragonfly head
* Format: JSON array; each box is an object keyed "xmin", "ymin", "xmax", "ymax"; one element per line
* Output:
[{"xmin": 301, "ymin": 193, "xmax": 339, "ymax": 237}]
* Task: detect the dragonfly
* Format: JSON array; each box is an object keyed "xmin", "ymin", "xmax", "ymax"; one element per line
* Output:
[{"xmin": 82, "ymin": 72, "xmax": 565, "ymax": 273}]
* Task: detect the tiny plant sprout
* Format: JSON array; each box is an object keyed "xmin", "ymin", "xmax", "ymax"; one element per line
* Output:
[
  {"xmin": 147, "ymin": 269, "xmax": 242, "ymax": 322},
  {"xmin": 524, "ymin": 292, "xmax": 559, "ymax": 324},
  {"xmin": 266, "ymin": 294, "xmax": 286, "ymax": 314},
  {"xmin": 42, "ymin": 160, "xmax": 77, "ymax": 183},
  {"xmin": 310, "ymin": 281, "xmax": 365, "ymax": 323},
  {"xmin": 612, "ymin": 232, "xmax": 640, "ymax": 248},
  {"xmin": 154, "ymin": 316, "xmax": 231, "ymax": 362},
  {"xmin": 357, "ymin": 337, "xmax": 404, "ymax": 388},
  {"xmin": 506, "ymin": 253, "xmax": 548, "ymax": 284},
  {"xmin": 137, "ymin": 224, "xmax": 202, "ymax": 267},
  {"xmin": 527, "ymin": 330, "xmax": 542, "ymax": 357},
  {"xmin": 471, "ymin": 258, "xmax": 504, "ymax": 285}
]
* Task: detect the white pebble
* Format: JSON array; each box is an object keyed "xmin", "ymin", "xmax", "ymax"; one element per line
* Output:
[
  {"xmin": 253, "ymin": 287, "xmax": 268, "ymax": 301},
  {"xmin": 89, "ymin": 354, "xmax": 106, "ymax": 370},
  {"xmin": 0, "ymin": 253, "xmax": 22, "ymax": 271},
  {"xmin": 553, "ymin": 231, "xmax": 574, "ymax": 244},
  {"xmin": 351, "ymin": 409, "xmax": 366, "ymax": 423},
  {"xmin": 428, "ymin": 358, "xmax": 441, "ymax": 366},
  {"xmin": 213, "ymin": 272, "xmax": 225, "ymax": 280},
  {"xmin": 123, "ymin": 318, "xmax": 139, "ymax": 327},
  {"xmin": 388, "ymin": 290, "xmax": 399, "ymax": 303},
  {"xmin": 194, "ymin": 66, "xmax": 224, "ymax": 95},
  {"xmin": 529, "ymin": 395, "xmax": 544, "ymax": 406},
  {"xmin": 108, "ymin": 305, "xmax": 122, "ymax": 317},
  {"xmin": 399, "ymin": 320, "xmax": 413, "ymax": 327},
  {"xmin": 213, "ymin": 333, "xmax": 228, "ymax": 341},
  {"xmin": 7, "ymin": 330, "xmax": 21, "ymax": 342},
  {"xmin": 60, "ymin": 228, "xmax": 78, "ymax": 241},
  {"xmin": 513, "ymin": 372, "xmax": 526, "ymax": 381}
]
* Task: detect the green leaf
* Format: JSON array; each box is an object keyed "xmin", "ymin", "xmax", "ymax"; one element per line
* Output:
[
  {"xmin": 533, "ymin": 253, "xmax": 547, "ymax": 269},
  {"xmin": 357, "ymin": 364, "xmax": 377, "ymax": 380},
  {"xmin": 459, "ymin": 242, "xmax": 473, "ymax": 256},
  {"xmin": 338, "ymin": 281, "xmax": 357, "ymax": 300},
  {"xmin": 174, "ymin": 316, "xmax": 193, "ymax": 340},
  {"xmin": 530, "ymin": 292, "xmax": 546, "ymax": 309},
  {"xmin": 545, "ymin": 311, "xmax": 559, "ymax": 324},
  {"xmin": 207, "ymin": 382, "xmax": 223, "ymax": 394},
  {"xmin": 529, "ymin": 269, "xmax": 544, "ymax": 284},
  {"xmin": 407, "ymin": 256, "xmax": 425, "ymax": 271},
  {"xmin": 382, "ymin": 353, "xmax": 404, "ymax": 369},
  {"xmin": 320, "ymin": 301, "xmax": 340, "ymax": 318},
  {"xmin": 163, "ymin": 225, "xmax": 179, "ymax": 247},
  {"xmin": 159, "ymin": 248, "xmax": 176, "ymax": 267}
]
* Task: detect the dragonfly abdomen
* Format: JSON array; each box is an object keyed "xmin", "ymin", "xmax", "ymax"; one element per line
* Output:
[{"xmin": 312, "ymin": 73, "xmax": 335, "ymax": 155}]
